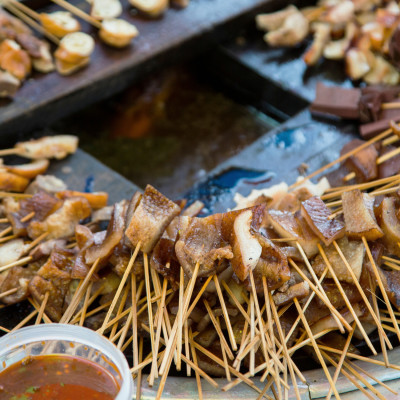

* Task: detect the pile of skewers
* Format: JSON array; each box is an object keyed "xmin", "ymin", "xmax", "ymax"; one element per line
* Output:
[
  {"xmin": 256, "ymin": 0, "xmax": 400, "ymax": 85},
  {"xmin": 4, "ymin": 128, "xmax": 400, "ymax": 399},
  {"xmin": 0, "ymin": 0, "xmax": 191, "ymax": 96}
]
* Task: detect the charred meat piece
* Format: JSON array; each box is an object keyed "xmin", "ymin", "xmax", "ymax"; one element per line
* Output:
[
  {"xmin": 27, "ymin": 197, "xmax": 91, "ymax": 240},
  {"xmin": 85, "ymin": 201, "xmax": 126, "ymax": 265},
  {"xmin": 312, "ymin": 237, "xmax": 365, "ymax": 283},
  {"xmin": 14, "ymin": 135, "xmax": 78, "ymax": 160},
  {"xmin": 175, "ymin": 214, "xmax": 233, "ymax": 278},
  {"xmin": 273, "ymin": 281, "xmax": 309, "ymax": 307},
  {"xmin": 378, "ymin": 145, "xmax": 400, "ymax": 179},
  {"xmin": 268, "ymin": 209, "xmax": 319, "ymax": 258},
  {"xmin": 125, "ymin": 185, "xmax": 180, "ymax": 253},
  {"xmin": 0, "ymin": 265, "xmax": 37, "ymax": 305},
  {"xmin": 301, "ymin": 196, "xmax": 345, "ymax": 246},
  {"xmin": 342, "ymin": 190, "xmax": 383, "ymax": 240},
  {"xmin": 231, "ymin": 209, "xmax": 262, "ymax": 281},
  {"xmin": 341, "ymin": 139, "xmax": 378, "ymax": 182},
  {"xmin": 0, "ymin": 171, "xmax": 29, "ymax": 192},
  {"xmin": 241, "ymin": 232, "xmax": 290, "ymax": 292},
  {"xmin": 8, "ymin": 191, "xmax": 61, "ymax": 236}
]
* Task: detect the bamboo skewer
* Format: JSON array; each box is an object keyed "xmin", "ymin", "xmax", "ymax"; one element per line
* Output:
[
  {"xmin": 290, "ymin": 128, "xmax": 392, "ymax": 189},
  {"xmin": 332, "ymin": 240, "xmax": 392, "ymax": 348},
  {"xmin": 35, "ymin": 291, "xmax": 49, "ymax": 324},
  {"xmin": 320, "ymin": 350, "xmax": 375, "ymax": 400},
  {"xmin": 136, "ymin": 336, "xmax": 144, "ymax": 400},
  {"xmin": 12, "ymin": 309, "xmax": 38, "ymax": 331},
  {"xmin": 363, "ymin": 237, "xmax": 400, "ymax": 343},
  {"xmin": 50, "ymin": 0, "xmax": 102, "ymax": 29},
  {"xmin": 60, "ymin": 258, "xmax": 100, "ymax": 324},
  {"xmin": 109, "ymin": 283, "xmax": 130, "ymax": 340},
  {"xmin": 79, "ymin": 281, "xmax": 93, "ymax": 327},
  {"xmin": 293, "ymin": 297, "xmax": 342, "ymax": 400},
  {"xmin": 28, "ymin": 298, "xmax": 51, "ymax": 324},
  {"xmin": 3, "ymin": 0, "xmax": 60, "ymax": 44},
  {"xmin": 98, "ymin": 242, "xmax": 141, "ymax": 334},
  {"xmin": 326, "ymin": 322, "xmax": 355, "ymax": 400},
  {"xmin": 189, "ymin": 328, "xmax": 203, "ymax": 400},
  {"xmin": 317, "ymin": 243, "xmax": 377, "ymax": 354},
  {"xmin": 0, "ymin": 287, "xmax": 18, "ymax": 299},
  {"xmin": 214, "ymin": 274, "xmax": 238, "ymax": 351},
  {"xmin": 0, "ymin": 256, "xmax": 32, "ymax": 273},
  {"xmin": 131, "ymin": 274, "xmax": 139, "ymax": 368},
  {"xmin": 177, "ymin": 267, "xmax": 184, "ymax": 371},
  {"xmin": 0, "ymin": 226, "xmax": 12, "ymax": 239}
]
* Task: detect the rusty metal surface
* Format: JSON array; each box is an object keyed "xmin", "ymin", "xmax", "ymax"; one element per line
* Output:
[{"xmin": 0, "ymin": 0, "xmax": 288, "ymax": 143}]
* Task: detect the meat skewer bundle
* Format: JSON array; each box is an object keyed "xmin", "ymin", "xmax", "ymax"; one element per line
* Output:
[
  {"xmin": 256, "ymin": 0, "xmax": 400, "ymax": 85},
  {"xmin": 3, "ymin": 130, "xmax": 400, "ymax": 399}
]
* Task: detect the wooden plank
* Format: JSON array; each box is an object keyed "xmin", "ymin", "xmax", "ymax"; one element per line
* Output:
[{"xmin": 0, "ymin": 0, "xmax": 286, "ymax": 143}]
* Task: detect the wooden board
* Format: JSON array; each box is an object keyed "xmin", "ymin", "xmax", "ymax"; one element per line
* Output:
[{"xmin": 0, "ymin": 0, "xmax": 288, "ymax": 144}]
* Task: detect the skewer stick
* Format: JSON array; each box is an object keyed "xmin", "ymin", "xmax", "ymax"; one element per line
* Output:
[
  {"xmin": 317, "ymin": 243, "xmax": 377, "ymax": 354},
  {"xmin": 293, "ymin": 297, "xmax": 341, "ymax": 400},
  {"xmin": 204, "ymin": 299, "xmax": 234, "ymax": 360},
  {"xmin": 28, "ymin": 297, "xmax": 51, "ymax": 323},
  {"xmin": 249, "ymin": 292, "xmax": 255, "ymax": 377},
  {"xmin": 0, "ymin": 325, "xmax": 10, "ymax": 333},
  {"xmin": 317, "ymin": 343, "xmax": 400, "ymax": 371},
  {"xmin": 0, "ymin": 192, "xmax": 32, "ymax": 198},
  {"xmin": 24, "ymin": 232, "xmax": 49, "ymax": 254},
  {"xmin": 35, "ymin": 291, "xmax": 49, "ymax": 324},
  {"xmin": 348, "ymin": 359, "xmax": 398, "ymax": 395},
  {"xmin": 287, "ymin": 328, "xmax": 336, "ymax": 355},
  {"xmin": 0, "ymin": 218, "xmax": 8, "ymax": 224},
  {"xmin": 192, "ymin": 341, "xmax": 266, "ymax": 396},
  {"xmin": 297, "ymin": 242, "xmax": 349, "ymax": 332},
  {"xmin": 289, "ymin": 259, "xmax": 350, "ymax": 332},
  {"xmin": 98, "ymin": 242, "xmax": 141, "ymax": 334},
  {"xmin": 0, "ymin": 234, "xmax": 17, "ymax": 244},
  {"xmin": 177, "ymin": 267, "xmax": 184, "ymax": 371},
  {"xmin": 3, "ymin": 1, "xmax": 60, "ymax": 44},
  {"xmin": 184, "ymin": 319, "xmax": 190, "ymax": 376},
  {"xmin": 0, "ymin": 256, "xmax": 32, "ymax": 273},
  {"xmin": 72, "ymin": 300, "xmax": 112, "ymax": 323},
  {"xmin": 213, "ymin": 274, "xmax": 237, "ymax": 351},
  {"xmin": 60, "ymin": 258, "xmax": 100, "ymax": 323},
  {"xmin": 136, "ymin": 336, "xmax": 143, "ymax": 400},
  {"xmin": 50, "ymin": 0, "xmax": 102, "ymax": 29},
  {"xmin": 20, "ymin": 211, "xmax": 35, "ymax": 223},
  {"xmin": 185, "ymin": 275, "xmax": 213, "ymax": 319},
  {"xmin": 12, "ymin": 309, "xmax": 38, "ymax": 331},
  {"xmin": 320, "ymin": 350, "xmax": 375, "ymax": 400},
  {"xmin": 257, "ymin": 377, "xmax": 275, "ymax": 400},
  {"xmin": 249, "ymin": 270, "xmax": 269, "ymax": 364},
  {"xmin": 109, "ymin": 283, "xmax": 130, "ymax": 340},
  {"xmin": 159, "ymin": 262, "xmax": 199, "ymax": 376},
  {"xmin": 290, "ymin": 128, "xmax": 392, "ymax": 189},
  {"xmin": 332, "ymin": 240, "xmax": 392, "ymax": 348},
  {"xmin": 269, "ymin": 292, "xmax": 301, "ymax": 400},
  {"xmin": 321, "ymin": 174, "xmax": 400, "ymax": 200},
  {"xmin": 149, "ymin": 278, "xmax": 167, "ymax": 386},
  {"xmin": 326, "ymin": 322, "xmax": 355, "ymax": 400},
  {"xmin": 189, "ymin": 328, "xmax": 203, "ymax": 400},
  {"xmin": 131, "ymin": 274, "xmax": 139, "ymax": 368},
  {"xmin": 222, "ymin": 280, "xmax": 251, "ymax": 324},
  {"xmin": 0, "ymin": 287, "xmax": 18, "ymax": 299},
  {"xmin": 79, "ymin": 281, "xmax": 93, "ymax": 326},
  {"xmin": 0, "ymin": 148, "xmax": 21, "ymax": 157},
  {"xmin": 340, "ymin": 358, "xmax": 387, "ymax": 400},
  {"xmin": 363, "ymin": 236, "xmax": 400, "ymax": 343},
  {"xmin": 0, "ymin": 226, "xmax": 12, "ymax": 239},
  {"xmin": 117, "ymin": 305, "xmax": 133, "ymax": 350}
]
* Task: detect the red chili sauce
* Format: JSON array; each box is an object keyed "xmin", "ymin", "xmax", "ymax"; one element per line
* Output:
[{"xmin": 0, "ymin": 354, "xmax": 120, "ymax": 400}]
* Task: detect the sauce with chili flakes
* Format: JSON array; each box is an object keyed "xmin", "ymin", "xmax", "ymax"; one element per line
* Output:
[{"xmin": 0, "ymin": 354, "xmax": 119, "ymax": 400}]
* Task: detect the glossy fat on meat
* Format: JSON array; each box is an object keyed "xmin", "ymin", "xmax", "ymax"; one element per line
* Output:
[
  {"xmin": 273, "ymin": 281, "xmax": 309, "ymax": 307},
  {"xmin": 377, "ymin": 197, "xmax": 400, "ymax": 257},
  {"xmin": 125, "ymin": 185, "xmax": 180, "ymax": 253},
  {"xmin": 85, "ymin": 201, "xmax": 126, "ymax": 264},
  {"xmin": 342, "ymin": 189, "xmax": 383, "ymax": 240},
  {"xmin": 27, "ymin": 197, "xmax": 91, "ymax": 240},
  {"xmin": 301, "ymin": 196, "xmax": 345, "ymax": 245},
  {"xmin": 312, "ymin": 237, "xmax": 365, "ymax": 283},
  {"xmin": 341, "ymin": 139, "xmax": 378, "ymax": 182},
  {"xmin": 231, "ymin": 210, "xmax": 262, "ymax": 281},
  {"xmin": 268, "ymin": 209, "xmax": 319, "ymax": 258},
  {"xmin": 175, "ymin": 214, "xmax": 233, "ymax": 278},
  {"xmin": 0, "ymin": 265, "xmax": 36, "ymax": 305}
]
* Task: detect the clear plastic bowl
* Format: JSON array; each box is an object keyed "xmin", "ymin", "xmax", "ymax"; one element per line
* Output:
[{"xmin": 0, "ymin": 324, "xmax": 133, "ymax": 399}]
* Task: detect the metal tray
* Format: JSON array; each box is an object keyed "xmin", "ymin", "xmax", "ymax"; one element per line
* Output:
[{"xmin": 0, "ymin": 0, "xmax": 289, "ymax": 143}]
